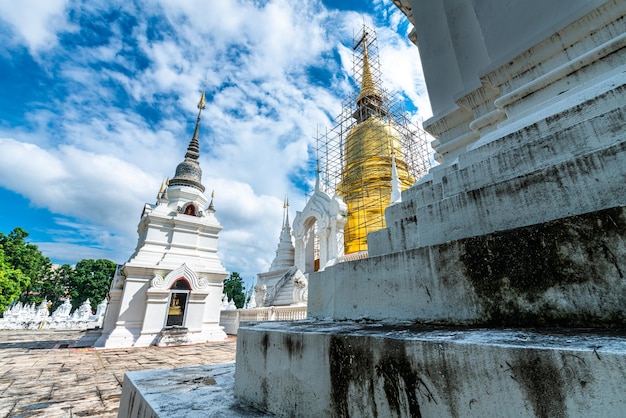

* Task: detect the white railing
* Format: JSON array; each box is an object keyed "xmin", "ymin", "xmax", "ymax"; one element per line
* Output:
[
  {"xmin": 220, "ymin": 306, "xmax": 307, "ymax": 335},
  {"xmin": 337, "ymin": 250, "xmax": 368, "ymax": 263}
]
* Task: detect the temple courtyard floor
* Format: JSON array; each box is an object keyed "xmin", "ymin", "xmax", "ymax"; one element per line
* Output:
[{"xmin": 0, "ymin": 330, "xmax": 237, "ymax": 417}]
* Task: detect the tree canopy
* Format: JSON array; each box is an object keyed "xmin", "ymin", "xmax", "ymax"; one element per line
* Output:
[
  {"xmin": 0, "ymin": 248, "xmax": 29, "ymax": 313},
  {"xmin": 0, "ymin": 227, "xmax": 117, "ymax": 315},
  {"xmin": 0, "ymin": 228, "xmax": 50, "ymax": 307},
  {"xmin": 43, "ymin": 264, "xmax": 73, "ymax": 311},
  {"xmin": 223, "ymin": 272, "xmax": 246, "ymax": 308},
  {"xmin": 67, "ymin": 259, "xmax": 117, "ymax": 311}
]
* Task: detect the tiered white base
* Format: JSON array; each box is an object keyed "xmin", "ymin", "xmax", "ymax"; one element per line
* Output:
[{"xmin": 95, "ymin": 324, "xmax": 226, "ymax": 348}]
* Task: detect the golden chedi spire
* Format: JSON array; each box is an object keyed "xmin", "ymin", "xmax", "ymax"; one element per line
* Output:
[
  {"xmin": 337, "ymin": 29, "xmax": 414, "ymax": 254},
  {"xmin": 356, "ymin": 40, "xmax": 381, "ymax": 106}
]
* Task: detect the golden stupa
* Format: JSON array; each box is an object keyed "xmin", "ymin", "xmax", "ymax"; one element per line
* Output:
[{"xmin": 337, "ymin": 41, "xmax": 414, "ymax": 254}]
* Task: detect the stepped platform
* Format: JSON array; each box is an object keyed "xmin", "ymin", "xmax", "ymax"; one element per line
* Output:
[
  {"xmin": 114, "ymin": 321, "xmax": 626, "ymax": 417},
  {"xmin": 118, "ymin": 363, "xmax": 272, "ymax": 417}
]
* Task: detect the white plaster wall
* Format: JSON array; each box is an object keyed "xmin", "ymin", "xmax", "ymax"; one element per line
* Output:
[
  {"xmin": 471, "ymin": 0, "xmax": 605, "ymax": 66},
  {"xmin": 97, "ymin": 275, "xmax": 151, "ymax": 348},
  {"xmin": 140, "ymin": 289, "xmax": 169, "ymax": 334},
  {"xmin": 408, "ymin": 0, "xmax": 465, "ymax": 116},
  {"xmin": 115, "ymin": 276, "xmax": 149, "ymax": 327},
  {"xmin": 201, "ymin": 280, "xmax": 225, "ymax": 326},
  {"xmin": 407, "ymin": 0, "xmax": 607, "ymax": 117},
  {"xmin": 219, "ymin": 310, "xmax": 240, "ymax": 335},
  {"xmin": 97, "ymin": 273, "xmax": 123, "ymax": 336},
  {"xmin": 185, "ymin": 291, "xmax": 210, "ymax": 331},
  {"xmin": 309, "ymin": 244, "xmax": 481, "ymax": 323}
]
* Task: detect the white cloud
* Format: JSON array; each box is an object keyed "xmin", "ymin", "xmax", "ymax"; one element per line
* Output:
[
  {"xmin": 0, "ymin": 0, "xmax": 432, "ymax": 281},
  {"xmin": 0, "ymin": 137, "xmax": 157, "ymax": 247},
  {"xmin": 0, "ymin": 0, "xmax": 74, "ymax": 53},
  {"xmin": 378, "ymin": 33, "xmax": 432, "ymax": 118}
]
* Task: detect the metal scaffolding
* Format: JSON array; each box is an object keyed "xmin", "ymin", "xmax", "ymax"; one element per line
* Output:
[{"xmin": 315, "ymin": 25, "xmax": 432, "ymax": 198}]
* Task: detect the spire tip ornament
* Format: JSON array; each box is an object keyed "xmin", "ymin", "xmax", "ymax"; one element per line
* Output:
[
  {"xmin": 168, "ymin": 90, "xmax": 207, "ymax": 192},
  {"xmin": 356, "ymin": 31, "xmax": 382, "ymax": 107},
  {"xmin": 208, "ymin": 190, "xmax": 215, "ymax": 212},
  {"xmin": 198, "ymin": 90, "xmax": 206, "ymax": 110},
  {"xmin": 282, "ymin": 194, "xmax": 290, "ymax": 228}
]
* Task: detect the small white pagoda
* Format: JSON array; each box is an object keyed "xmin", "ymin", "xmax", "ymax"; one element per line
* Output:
[
  {"xmin": 254, "ymin": 176, "xmax": 347, "ymax": 308},
  {"xmin": 95, "ymin": 92, "xmax": 228, "ymax": 348}
]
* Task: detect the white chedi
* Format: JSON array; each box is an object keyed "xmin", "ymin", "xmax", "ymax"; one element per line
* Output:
[
  {"xmin": 0, "ymin": 298, "xmax": 107, "ymax": 330},
  {"xmin": 51, "ymin": 299, "xmax": 72, "ymax": 320},
  {"xmin": 34, "ymin": 299, "xmax": 50, "ymax": 321},
  {"xmin": 72, "ymin": 299, "xmax": 93, "ymax": 321},
  {"xmin": 220, "ymin": 294, "xmax": 229, "ymax": 310},
  {"xmin": 246, "ymin": 292, "xmax": 257, "ymax": 309},
  {"xmin": 218, "ymin": 294, "xmax": 237, "ymax": 311},
  {"xmin": 95, "ymin": 299, "xmax": 107, "ymax": 318}
]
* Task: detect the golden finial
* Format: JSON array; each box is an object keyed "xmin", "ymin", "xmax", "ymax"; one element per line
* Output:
[
  {"xmin": 185, "ymin": 87, "xmax": 205, "ymax": 162},
  {"xmin": 157, "ymin": 177, "xmax": 168, "ymax": 200},
  {"xmin": 208, "ymin": 189, "xmax": 215, "ymax": 212},
  {"xmin": 282, "ymin": 194, "xmax": 290, "ymax": 227},
  {"xmin": 198, "ymin": 90, "xmax": 206, "ymax": 110}
]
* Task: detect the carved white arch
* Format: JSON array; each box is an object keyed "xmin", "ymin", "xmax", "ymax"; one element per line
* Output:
[
  {"xmin": 293, "ymin": 188, "xmax": 332, "ymax": 241},
  {"xmin": 293, "ymin": 188, "xmax": 347, "ymax": 273},
  {"xmin": 150, "ymin": 263, "xmax": 209, "ymax": 291}
]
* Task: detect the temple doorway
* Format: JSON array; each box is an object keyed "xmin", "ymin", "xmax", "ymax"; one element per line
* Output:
[
  {"xmin": 303, "ymin": 218, "xmax": 320, "ymax": 273},
  {"xmin": 166, "ymin": 279, "xmax": 190, "ymax": 327}
]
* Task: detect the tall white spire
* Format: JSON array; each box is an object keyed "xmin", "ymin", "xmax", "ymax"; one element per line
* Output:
[
  {"xmin": 269, "ymin": 196, "xmax": 295, "ymax": 272},
  {"xmin": 169, "ymin": 91, "xmax": 206, "ymax": 192},
  {"xmin": 315, "ymin": 167, "xmax": 321, "ymax": 193},
  {"xmin": 390, "ymin": 153, "xmax": 402, "ymax": 204}
]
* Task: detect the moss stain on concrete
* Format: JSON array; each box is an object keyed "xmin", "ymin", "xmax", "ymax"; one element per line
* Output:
[{"xmin": 461, "ymin": 206, "xmax": 626, "ymax": 326}]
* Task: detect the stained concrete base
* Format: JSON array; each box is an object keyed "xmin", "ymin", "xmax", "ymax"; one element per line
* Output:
[
  {"xmin": 234, "ymin": 321, "xmax": 626, "ymax": 418},
  {"xmin": 118, "ymin": 363, "xmax": 272, "ymax": 417},
  {"xmin": 116, "ymin": 321, "xmax": 626, "ymax": 417}
]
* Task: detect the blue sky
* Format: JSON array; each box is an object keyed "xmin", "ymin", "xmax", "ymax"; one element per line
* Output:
[{"xmin": 0, "ymin": 0, "xmax": 431, "ymax": 284}]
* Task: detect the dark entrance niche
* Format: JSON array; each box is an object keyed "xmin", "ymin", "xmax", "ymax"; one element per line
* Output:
[
  {"xmin": 166, "ymin": 279, "xmax": 191, "ymax": 327},
  {"xmin": 183, "ymin": 204, "xmax": 196, "ymax": 216}
]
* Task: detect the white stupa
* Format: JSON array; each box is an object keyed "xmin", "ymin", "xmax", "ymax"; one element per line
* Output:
[
  {"xmin": 254, "ymin": 175, "xmax": 347, "ymax": 308},
  {"xmin": 95, "ymin": 92, "xmax": 228, "ymax": 348}
]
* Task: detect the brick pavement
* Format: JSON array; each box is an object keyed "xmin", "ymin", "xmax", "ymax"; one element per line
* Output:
[{"xmin": 0, "ymin": 330, "xmax": 237, "ymax": 417}]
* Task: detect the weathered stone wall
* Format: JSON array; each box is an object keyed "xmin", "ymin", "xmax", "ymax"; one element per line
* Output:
[
  {"xmin": 235, "ymin": 321, "xmax": 626, "ymax": 418},
  {"xmin": 311, "ymin": 206, "xmax": 626, "ymax": 327}
]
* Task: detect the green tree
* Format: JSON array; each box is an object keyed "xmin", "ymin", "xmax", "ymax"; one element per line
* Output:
[
  {"xmin": 0, "ymin": 249, "xmax": 29, "ymax": 314},
  {"xmin": 68, "ymin": 259, "xmax": 116, "ymax": 311},
  {"xmin": 0, "ymin": 228, "xmax": 51, "ymax": 305},
  {"xmin": 223, "ymin": 272, "xmax": 246, "ymax": 308},
  {"xmin": 41, "ymin": 264, "xmax": 72, "ymax": 311}
]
